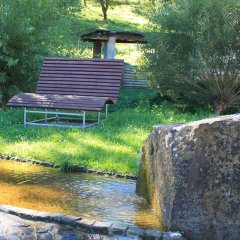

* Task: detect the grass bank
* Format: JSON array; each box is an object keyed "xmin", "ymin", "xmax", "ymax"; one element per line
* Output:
[{"xmin": 0, "ymin": 89, "xmax": 210, "ymax": 175}]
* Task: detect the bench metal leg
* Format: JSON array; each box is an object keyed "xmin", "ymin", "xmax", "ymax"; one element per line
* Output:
[
  {"xmin": 106, "ymin": 104, "xmax": 108, "ymax": 119},
  {"xmin": 24, "ymin": 108, "xmax": 27, "ymax": 127},
  {"xmin": 98, "ymin": 112, "xmax": 101, "ymax": 123},
  {"xmin": 55, "ymin": 109, "xmax": 59, "ymax": 123},
  {"xmin": 23, "ymin": 108, "xmax": 107, "ymax": 129},
  {"xmin": 45, "ymin": 109, "xmax": 48, "ymax": 123},
  {"xmin": 83, "ymin": 111, "xmax": 86, "ymax": 128}
]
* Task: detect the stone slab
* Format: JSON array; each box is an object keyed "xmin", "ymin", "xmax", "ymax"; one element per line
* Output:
[{"xmin": 137, "ymin": 114, "xmax": 240, "ymax": 240}]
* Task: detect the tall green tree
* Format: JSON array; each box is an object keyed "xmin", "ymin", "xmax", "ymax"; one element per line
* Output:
[
  {"xmin": 0, "ymin": 0, "xmax": 54, "ymax": 107},
  {"xmin": 142, "ymin": 0, "xmax": 240, "ymax": 115},
  {"xmin": 0, "ymin": 0, "xmax": 82, "ymax": 107}
]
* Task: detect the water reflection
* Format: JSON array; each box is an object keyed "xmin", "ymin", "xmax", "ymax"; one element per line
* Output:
[{"xmin": 0, "ymin": 160, "xmax": 162, "ymax": 229}]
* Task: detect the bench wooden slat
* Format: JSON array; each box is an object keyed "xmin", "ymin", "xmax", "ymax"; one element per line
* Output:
[
  {"xmin": 8, "ymin": 99, "xmax": 103, "ymax": 106},
  {"xmin": 40, "ymin": 70, "xmax": 122, "ymax": 76},
  {"xmin": 9, "ymin": 101, "xmax": 102, "ymax": 108},
  {"xmin": 39, "ymin": 74, "xmax": 120, "ymax": 80},
  {"xmin": 42, "ymin": 63, "xmax": 123, "ymax": 67},
  {"xmin": 39, "ymin": 76, "xmax": 122, "ymax": 82},
  {"xmin": 44, "ymin": 57, "xmax": 124, "ymax": 62},
  {"xmin": 9, "ymin": 97, "xmax": 106, "ymax": 106},
  {"xmin": 9, "ymin": 103, "xmax": 102, "ymax": 111},
  {"xmin": 42, "ymin": 67, "xmax": 123, "ymax": 72},
  {"xmin": 41, "ymin": 63, "xmax": 123, "ymax": 69},
  {"xmin": 7, "ymin": 57, "xmax": 124, "ymax": 112},
  {"xmin": 36, "ymin": 91, "xmax": 118, "ymax": 98},
  {"xmin": 37, "ymin": 84, "xmax": 120, "ymax": 90},
  {"xmin": 38, "ymin": 80, "xmax": 120, "ymax": 86},
  {"xmin": 43, "ymin": 62, "xmax": 123, "ymax": 65},
  {"xmin": 7, "ymin": 93, "xmax": 107, "ymax": 111},
  {"xmin": 10, "ymin": 101, "xmax": 103, "ymax": 108},
  {"xmin": 36, "ymin": 87, "xmax": 119, "ymax": 93},
  {"xmin": 11, "ymin": 93, "xmax": 110, "ymax": 101},
  {"xmin": 43, "ymin": 60, "xmax": 124, "ymax": 66}
]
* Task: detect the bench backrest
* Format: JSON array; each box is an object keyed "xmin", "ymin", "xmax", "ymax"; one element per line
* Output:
[{"xmin": 36, "ymin": 57, "xmax": 124, "ymax": 102}]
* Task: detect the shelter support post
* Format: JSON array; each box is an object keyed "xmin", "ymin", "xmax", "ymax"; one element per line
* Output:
[
  {"xmin": 93, "ymin": 41, "xmax": 102, "ymax": 58},
  {"xmin": 104, "ymin": 37, "xmax": 116, "ymax": 59}
]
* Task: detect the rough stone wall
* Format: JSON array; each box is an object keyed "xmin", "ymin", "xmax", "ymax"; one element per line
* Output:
[{"xmin": 137, "ymin": 114, "xmax": 240, "ymax": 240}]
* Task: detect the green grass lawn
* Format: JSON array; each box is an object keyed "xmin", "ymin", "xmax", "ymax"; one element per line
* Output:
[{"xmin": 0, "ymin": 89, "xmax": 211, "ymax": 175}]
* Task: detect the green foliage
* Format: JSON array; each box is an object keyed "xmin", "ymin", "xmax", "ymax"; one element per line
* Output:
[
  {"xmin": 142, "ymin": 0, "xmax": 240, "ymax": 115},
  {"xmin": 0, "ymin": 1, "xmax": 53, "ymax": 107},
  {"xmin": 0, "ymin": 0, "xmax": 82, "ymax": 107},
  {"xmin": 56, "ymin": 0, "xmax": 82, "ymax": 12},
  {"xmin": 0, "ymin": 1, "xmax": 146, "ymax": 107}
]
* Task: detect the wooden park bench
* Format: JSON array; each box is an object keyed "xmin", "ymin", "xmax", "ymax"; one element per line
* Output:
[{"xmin": 7, "ymin": 57, "xmax": 124, "ymax": 128}]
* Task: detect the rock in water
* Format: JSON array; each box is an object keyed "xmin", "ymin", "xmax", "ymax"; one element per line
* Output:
[{"xmin": 136, "ymin": 114, "xmax": 240, "ymax": 240}]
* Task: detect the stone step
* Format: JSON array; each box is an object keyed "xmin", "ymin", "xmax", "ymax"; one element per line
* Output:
[
  {"xmin": 123, "ymin": 82, "xmax": 148, "ymax": 86},
  {"xmin": 123, "ymin": 85, "xmax": 148, "ymax": 88},
  {"xmin": 123, "ymin": 81, "xmax": 148, "ymax": 85},
  {"xmin": 124, "ymin": 79, "xmax": 147, "ymax": 81},
  {"xmin": 124, "ymin": 73, "xmax": 146, "ymax": 77},
  {"xmin": 122, "ymin": 81, "xmax": 147, "ymax": 84},
  {"xmin": 123, "ymin": 79, "xmax": 145, "ymax": 81},
  {"xmin": 122, "ymin": 63, "xmax": 148, "ymax": 89},
  {"xmin": 124, "ymin": 70, "xmax": 145, "ymax": 74}
]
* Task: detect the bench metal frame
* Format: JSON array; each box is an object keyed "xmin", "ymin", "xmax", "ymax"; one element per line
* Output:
[{"xmin": 23, "ymin": 104, "xmax": 109, "ymax": 129}]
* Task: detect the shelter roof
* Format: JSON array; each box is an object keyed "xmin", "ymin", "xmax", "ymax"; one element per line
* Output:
[{"xmin": 81, "ymin": 29, "xmax": 146, "ymax": 43}]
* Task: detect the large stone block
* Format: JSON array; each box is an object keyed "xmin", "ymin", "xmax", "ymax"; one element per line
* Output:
[{"xmin": 137, "ymin": 114, "xmax": 240, "ymax": 240}]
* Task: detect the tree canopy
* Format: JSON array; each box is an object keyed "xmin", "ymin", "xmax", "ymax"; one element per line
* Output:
[
  {"xmin": 0, "ymin": 0, "xmax": 81, "ymax": 107},
  {"xmin": 142, "ymin": 0, "xmax": 240, "ymax": 114}
]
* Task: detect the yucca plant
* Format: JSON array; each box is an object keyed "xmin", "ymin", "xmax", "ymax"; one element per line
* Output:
[{"xmin": 191, "ymin": 71, "xmax": 240, "ymax": 115}]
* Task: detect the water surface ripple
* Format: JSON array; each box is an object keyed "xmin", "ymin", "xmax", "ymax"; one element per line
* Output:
[{"xmin": 0, "ymin": 160, "xmax": 162, "ymax": 229}]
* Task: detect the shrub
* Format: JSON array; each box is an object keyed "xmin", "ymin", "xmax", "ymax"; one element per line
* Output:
[
  {"xmin": 0, "ymin": 0, "xmax": 82, "ymax": 108},
  {"xmin": 0, "ymin": 0, "xmax": 55, "ymax": 107},
  {"xmin": 142, "ymin": 0, "xmax": 240, "ymax": 115}
]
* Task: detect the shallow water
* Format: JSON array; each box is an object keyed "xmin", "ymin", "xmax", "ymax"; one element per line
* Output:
[{"xmin": 0, "ymin": 160, "xmax": 162, "ymax": 229}]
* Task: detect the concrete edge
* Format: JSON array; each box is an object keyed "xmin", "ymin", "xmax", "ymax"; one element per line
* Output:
[
  {"xmin": 0, "ymin": 154, "xmax": 137, "ymax": 180},
  {"xmin": 0, "ymin": 205, "xmax": 185, "ymax": 239}
]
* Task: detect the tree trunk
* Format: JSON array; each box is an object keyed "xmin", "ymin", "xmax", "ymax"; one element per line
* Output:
[
  {"xmin": 100, "ymin": 0, "xmax": 109, "ymax": 20},
  {"xmin": 213, "ymin": 102, "xmax": 224, "ymax": 116},
  {"xmin": 103, "ymin": 10, "xmax": 107, "ymax": 20},
  {"xmin": 100, "ymin": 4, "xmax": 107, "ymax": 20},
  {"xmin": 84, "ymin": 0, "xmax": 87, "ymax": 6}
]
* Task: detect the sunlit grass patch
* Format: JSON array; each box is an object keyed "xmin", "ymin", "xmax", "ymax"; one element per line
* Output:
[{"xmin": 0, "ymin": 89, "xmax": 211, "ymax": 175}]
